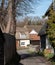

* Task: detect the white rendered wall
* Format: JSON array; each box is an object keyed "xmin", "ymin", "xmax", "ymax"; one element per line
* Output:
[{"xmin": 20, "ymin": 40, "xmax": 30, "ymax": 47}]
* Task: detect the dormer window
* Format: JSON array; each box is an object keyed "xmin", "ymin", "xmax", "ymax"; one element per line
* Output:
[
  {"xmin": 20, "ymin": 33, "xmax": 27, "ymax": 39},
  {"xmin": 30, "ymin": 29, "xmax": 38, "ymax": 35}
]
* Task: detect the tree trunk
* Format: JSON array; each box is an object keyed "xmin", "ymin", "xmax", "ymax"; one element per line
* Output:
[
  {"xmin": 5, "ymin": 0, "xmax": 16, "ymax": 35},
  {"xmin": 0, "ymin": 0, "xmax": 5, "ymax": 32}
]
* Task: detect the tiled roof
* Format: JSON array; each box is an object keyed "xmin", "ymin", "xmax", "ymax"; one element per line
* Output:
[
  {"xmin": 16, "ymin": 27, "xmax": 28, "ymax": 33},
  {"xmin": 16, "ymin": 24, "xmax": 46, "ymax": 39},
  {"xmin": 16, "ymin": 25, "xmax": 42, "ymax": 33},
  {"xmin": 26, "ymin": 25, "xmax": 42, "ymax": 33}
]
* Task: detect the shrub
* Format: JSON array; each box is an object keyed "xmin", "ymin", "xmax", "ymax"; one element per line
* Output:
[
  {"xmin": 44, "ymin": 49, "xmax": 54, "ymax": 59},
  {"xmin": 51, "ymin": 61, "xmax": 55, "ymax": 65}
]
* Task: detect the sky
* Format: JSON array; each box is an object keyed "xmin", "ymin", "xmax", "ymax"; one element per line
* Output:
[
  {"xmin": 0, "ymin": 0, "xmax": 52, "ymax": 20},
  {"xmin": 27, "ymin": 0, "xmax": 52, "ymax": 17}
]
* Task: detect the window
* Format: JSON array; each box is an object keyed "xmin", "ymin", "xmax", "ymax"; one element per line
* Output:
[
  {"xmin": 20, "ymin": 33, "xmax": 27, "ymax": 39},
  {"xmin": 21, "ymin": 42, "xmax": 25, "ymax": 45}
]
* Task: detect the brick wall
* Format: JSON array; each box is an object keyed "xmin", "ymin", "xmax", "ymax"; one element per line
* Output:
[
  {"xmin": 16, "ymin": 40, "xmax": 20, "ymax": 49},
  {"xmin": 30, "ymin": 34, "xmax": 40, "ymax": 40}
]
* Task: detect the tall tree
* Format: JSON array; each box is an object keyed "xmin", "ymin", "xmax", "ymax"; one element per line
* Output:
[
  {"xmin": 0, "ymin": 0, "xmax": 5, "ymax": 32},
  {"xmin": 0, "ymin": 0, "xmax": 41, "ymax": 35},
  {"xmin": 47, "ymin": 8, "xmax": 55, "ymax": 48},
  {"xmin": 5, "ymin": 0, "xmax": 16, "ymax": 35}
]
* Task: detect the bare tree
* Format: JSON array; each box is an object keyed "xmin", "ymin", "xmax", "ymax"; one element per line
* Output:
[
  {"xmin": 0, "ymin": 0, "xmax": 5, "ymax": 31},
  {"xmin": 5, "ymin": 0, "xmax": 16, "ymax": 35},
  {"xmin": 0, "ymin": 0, "xmax": 41, "ymax": 35}
]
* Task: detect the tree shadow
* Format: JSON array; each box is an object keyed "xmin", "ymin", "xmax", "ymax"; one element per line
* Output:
[
  {"xmin": 20, "ymin": 52, "xmax": 43, "ymax": 59},
  {"xmin": 6, "ymin": 53, "xmax": 23, "ymax": 65}
]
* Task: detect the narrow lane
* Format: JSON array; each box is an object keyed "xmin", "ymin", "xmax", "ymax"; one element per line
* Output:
[
  {"xmin": 20, "ymin": 56, "xmax": 51, "ymax": 65},
  {"xmin": 17, "ymin": 49, "xmax": 52, "ymax": 65}
]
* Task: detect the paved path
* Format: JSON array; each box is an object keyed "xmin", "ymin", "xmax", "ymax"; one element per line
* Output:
[
  {"xmin": 17, "ymin": 49, "xmax": 52, "ymax": 65},
  {"xmin": 17, "ymin": 49, "xmax": 29, "ymax": 55},
  {"xmin": 20, "ymin": 56, "xmax": 51, "ymax": 65}
]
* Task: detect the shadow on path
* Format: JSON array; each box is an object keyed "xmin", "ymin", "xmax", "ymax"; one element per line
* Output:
[
  {"xmin": 20, "ymin": 53, "xmax": 52, "ymax": 65},
  {"xmin": 6, "ymin": 52, "xmax": 23, "ymax": 65},
  {"xmin": 20, "ymin": 52, "xmax": 43, "ymax": 59}
]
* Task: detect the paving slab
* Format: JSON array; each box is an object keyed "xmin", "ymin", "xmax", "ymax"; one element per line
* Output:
[
  {"xmin": 20, "ymin": 56, "xmax": 52, "ymax": 65},
  {"xmin": 17, "ymin": 49, "xmax": 52, "ymax": 65}
]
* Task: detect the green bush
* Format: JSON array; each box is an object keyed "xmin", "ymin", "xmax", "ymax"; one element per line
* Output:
[
  {"xmin": 51, "ymin": 61, "xmax": 55, "ymax": 65},
  {"xmin": 44, "ymin": 49, "xmax": 54, "ymax": 59},
  {"xmin": 46, "ymin": 53, "xmax": 54, "ymax": 59}
]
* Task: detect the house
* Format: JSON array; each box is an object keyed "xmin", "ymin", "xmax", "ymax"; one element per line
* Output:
[
  {"xmin": 30, "ymin": 29, "xmax": 40, "ymax": 45},
  {"xmin": 44, "ymin": 2, "xmax": 54, "ymax": 52},
  {"xmin": 16, "ymin": 23, "xmax": 48, "ymax": 50},
  {"xmin": 27, "ymin": 24, "xmax": 47, "ymax": 50},
  {"xmin": 45, "ymin": 2, "xmax": 54, "ymax": 17},
  {"xmin": 16, "ymin": 25, "xmax": 42, "ymax": 48},
  {"xmin": 27, "ymin": 25, "xmax": 41, "ymax": 46},
  {"xmin": 16, "ymin": 26, "xmax": 30, "ymax": 47}
]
